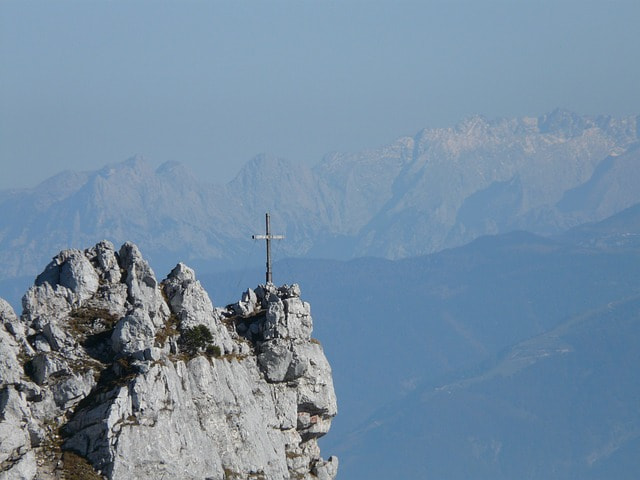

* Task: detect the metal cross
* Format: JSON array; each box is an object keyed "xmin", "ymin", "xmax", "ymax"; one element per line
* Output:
[{"xmin": 252, "ymin": 212, "xmax": 285, "ymax": 284}]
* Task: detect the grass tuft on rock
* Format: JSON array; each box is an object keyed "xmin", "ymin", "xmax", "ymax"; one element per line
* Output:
[{"xmin": 62, "ymin": 451, "xmax": 103, "ymax": 480}]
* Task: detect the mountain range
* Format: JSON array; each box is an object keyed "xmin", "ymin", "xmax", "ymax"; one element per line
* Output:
[
  {"xmin": 1, "ymin": 109, "xmax": 639, "ymax": 478},
  {"xmin": 1, "ymin": 109, "xmax": 639, "ymax": 283}
]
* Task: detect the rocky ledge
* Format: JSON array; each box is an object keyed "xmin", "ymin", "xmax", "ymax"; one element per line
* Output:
[{"xmin": 0, "ymin": 241, "xmax": 337, "ymax": 480}]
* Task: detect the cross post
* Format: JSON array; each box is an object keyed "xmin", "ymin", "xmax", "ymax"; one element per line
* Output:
[{"xmin": 252, "ymin": 212, "xmax": 285, "ymax": 284}]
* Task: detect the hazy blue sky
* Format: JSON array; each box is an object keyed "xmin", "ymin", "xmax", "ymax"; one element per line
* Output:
[{"xmin": 1, "ymin": 0, "xmax": 639, "ymax": 190}]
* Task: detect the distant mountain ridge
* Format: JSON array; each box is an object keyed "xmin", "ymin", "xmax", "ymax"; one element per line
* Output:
[{"xmin": 1, "ymin": 109, "xmax": 639, "ymax": 280}]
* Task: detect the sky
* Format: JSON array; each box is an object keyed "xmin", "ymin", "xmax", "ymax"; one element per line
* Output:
[{"xmin": 1, "ymin": 0, "xmax": 639, "ymax": 190}]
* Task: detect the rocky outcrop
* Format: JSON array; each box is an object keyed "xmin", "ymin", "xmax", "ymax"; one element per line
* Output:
[{"xmin": 0, "ymin": 241, "xmax": 337, "ymax": 479}]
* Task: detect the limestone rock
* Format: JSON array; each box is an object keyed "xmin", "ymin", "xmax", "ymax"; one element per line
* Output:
[
  {"xmin": 313, "ymin": 456, "xmax": 339, "ymax": 480},
  {"xmin": 86, "ymin": 240, "xmax": 122, "ymax": 283},
  {"xmin": 258, "ymin": 339, "xmax": 294, "ymax": 382},
  {"xmin": 118, "ymin": 242, "xmax": 169, "ymax": 326},
  {"xmin": 163, "ymin": 262, "xmax": 235, "ymax": 355},
  {"xmin": 22, "ymin": 282, "xmax": 73, "ymax": 330},
  {"xmin": 0, "ymin": 378, "xmax": 37, "ymax": 479},
  {"xmin": 0, "ymin": 305, "xmax": 22, "ymax": 385},
  {"xmin": 34, "ymin": 249, "xmax": 99, "ymax": 303},
  {"xmin": 59, "ymin": 251, "xmax": 100, "ymax": 302},
  {"xmin": 0, "ymin": 297, "xmax": 19, "ymax": 326},
  {"xmin": 0, "ymin": 241, "xmax": 338, "ymax": 480}
]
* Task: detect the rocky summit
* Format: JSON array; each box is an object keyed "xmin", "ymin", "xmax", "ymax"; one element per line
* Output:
[{"xmin": 0, "ymin": 241, "xmax": 337, "ymax": 480}]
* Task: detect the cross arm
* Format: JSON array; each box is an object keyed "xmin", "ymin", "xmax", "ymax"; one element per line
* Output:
[{"xmin": 252, "ymin": 234, "xmax": 285, "ymax": 240}]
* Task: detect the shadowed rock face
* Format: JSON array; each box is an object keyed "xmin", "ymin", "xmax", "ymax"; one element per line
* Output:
[{"xmin": 0, "ymin": 241, "xmax": 337, "ymax": 480}]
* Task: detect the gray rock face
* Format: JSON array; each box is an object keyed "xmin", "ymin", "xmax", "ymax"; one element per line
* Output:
[
  {"xmin": 0, "ymin": 242, "xmax": 337, "ymax": 479},
  {"xmin": 0, "ymin": 300, "xmax": 22, "ymax": 384}
]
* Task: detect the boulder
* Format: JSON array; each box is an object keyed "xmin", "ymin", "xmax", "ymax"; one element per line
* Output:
[
  {"xmin": 111, "ymin": 309, "xmax": 156, "ymax": 356},
  {"xmin": 59, "ymin": 251, "xmax": 100, "ymax": 301},
  {"xmin": 258, "ymin": 339, "xmax": 294, "ymax": 382}
]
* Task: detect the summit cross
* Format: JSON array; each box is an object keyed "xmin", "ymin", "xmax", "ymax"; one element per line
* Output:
[{"xmin": 252, "ymin": 212, "xmax": 285, "ymax": 284}]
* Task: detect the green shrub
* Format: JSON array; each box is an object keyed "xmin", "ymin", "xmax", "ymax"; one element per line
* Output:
[
  {"xmin": 180, "ymin": 324, "xmax": 214, "ymax": 356},
  {"xmin": 205, "ymin": 344, "xmax": 222, "ymax": 358}
]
